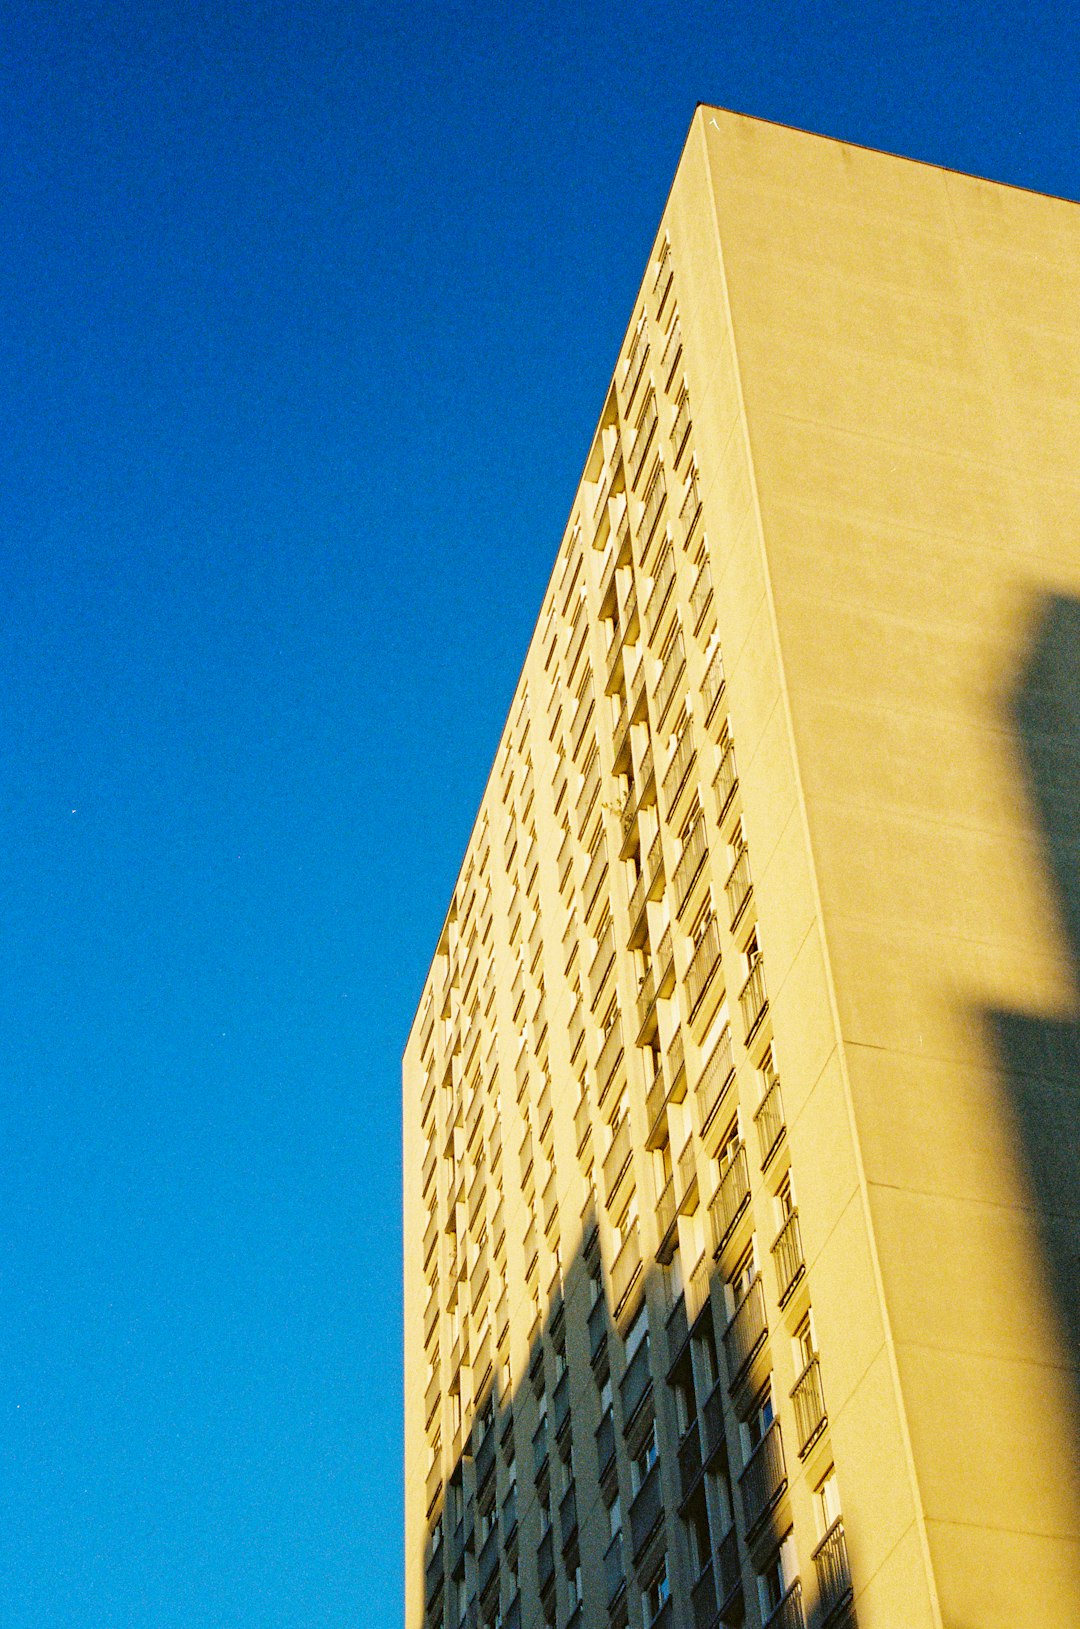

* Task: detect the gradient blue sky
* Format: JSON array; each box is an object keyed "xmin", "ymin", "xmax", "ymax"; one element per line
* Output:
[{"xmin": 1, "ymin": 4, "xmax": 1077, "ymax": 1626}]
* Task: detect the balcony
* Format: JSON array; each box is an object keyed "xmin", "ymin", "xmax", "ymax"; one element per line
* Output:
[
  {"xmin": 690, "ymin": 556, "xmax": 714, "ymax": 633},
  {"xmin": 723, "ymin": 1273, "xmax": 767, "ymax": 1389},
  {"xmin": 559, "ymin": 1481, "xmax": 578, "ymax": 1554},
  {"xmin": 636, "ymin": 960, "xmax": 658, "ymax": 1040},
  {"xmin": 645, "ymin": 547, "xmax": 676, "ymax": 640},
  {"xmin": 576, "ymin": 756, "xmax": 600, "ymax": 825},
  {"xmin": 772, "ymin": 1209, "xmax": 805, "ymax": 1306},
  {"xmin": 583, "ymin": 840, "xmax": 609, "ymax": 919},
  {"xmin": 620, "ymin": 1335, "xmax": 653, "ymax": 1427},
  {"xmin": 678, "ymin": 1418, "xmax": 703, "ymax": 1505},
  {"xmin": 738, "ymin": 955, "xmax": 768, "ymax": 1040},
  {"xmin": 630, "ymin": 395, "xmax": 659, "ymax": 487},
  {"xmin": 604, "ymin": 1531, "xmax": 626, "ymax": 1608},
  {"xmin": 681, "ymin": 467, "xmax": 702, "ymax": 545},
  {"xmin": 677, "ymin": 1140, "xmax": 699, "ymax": 1214},
  {"xmin": 623, "ymin": 324, "xmax": 649, "ymax": 409},
  {"xmin": 696, "ymin": 1027, "xmax": 736, "ymax": 1147},
  {"xmin": 501, "ymin": 1485, "xmax": 518, "ymax": 1545},
  {"xmin": 665, "ymin": 1025, "xmax": 686, "ymax": 1098},
  {"xmin": 537, "ymin": 1527, "xmax": 554, "ymax": 1594},
  {"xmin": 656, "ymin": 1173, "xmax": 678, "ymax": 1262},
  {"xmin": 754, "ymin": 1073, "xmax": 785, "ymax": 1169},
  {"xmin": 612, "ymin": 694, "xmax": 632, "ymax": 767},
  {"xmin": 671, "ymin": 392, "xmax": 691, "ymax": 464},
  {"xmin": 589, "ymin": 1294, "xmax": 609, "ymax": 1365},
  {"xmin": 477, "ymin": 1521, "xmax": 499, "ymax": 1594},
  {"xmin": 660, "ymin": 318, "xmax": 682, "ymax": 386},
  {"xmin": 739, "ymin": 1417, "xmax": 787, "ymax": 1536},
  {"xmin": 690, "ymin": 1556, "xmax": 716, "ymax": 1629},
  {"xmin": 662, "ymin": 728, "xmax": 696, "ymax": 816},
  {"xmin": 596, "ymin": 1405, "xmax": 616, "ymax": 1480},
  {"xmin": 812, "ymin": 1518, "xmax": 853, "ymax": 1624},
  {"xmin": 504, "ymin": 1592, "xmax": 521, "ymax": 1629},
  {"xmin": 611, "ymin": 1227, "xmax": 643, "ymax": 1315},
  {"xmin": 765, "ymin": 1580, "xmax": 805, "ymax": 1629},
  {"xmin": 702, "ymin": 644, "xmax": 726, "ymax": 724},
  {"xmin": 791, "ymin": 1355, "xmax": 828, "ymax": 1457},
  {"xmin": 596, "ymin": 1015, "xmax": 625, "ymax": 1109},
  {"xmin": 571, "ymin": 689, "xmax": 595, "ymax": 761},
  {"xmin": 639, "ymin": 466, "xmax": 668, "ymax": 556},
  {"xmin": 574, "ymin": 1092, "xmax": 591, "ymax": 1156},
  {"xmin": 425, "ymin": 1545, "xmax": 445, "ymax": 1608},
  {"xmin": 532, "ymin": 1417, "xmax": 548, "ymax": 1479},
  {"xmin": 673, "ymin": 815, "xmax": 707, "ymax": 915},
  {"xmin": 645, "ymin": 1056, "xmax": 668, "ymax": 1146},
  {"xmin": 629, "ymin": 1457, "xmax": 664, "ymax": 1560},
  {"xmin": 716, "ymin": 1524, "xmax": 742, "ymax": 1613},
  {"xmin": 687, "ymin": 915, "xmax": 723, "ymax": 1019},
  {"xmin": 475, "ymin": 1424, "xmax": 496, "ymax": 1491},
  {"xmin": 553, "ymin": 1366, "xmax": 571, "ymax": 1441},
  {"xmin": 588, "ymin": 921, "xmax": 616, "ymax": 1007},
  {"xmin": 656, "ymin": 925, "xmax": 675, "ymax": 995},
  {"xmin": 710, "ymin": 1143, "xmax": 750, "ymax": 1255},
  {"xmin": 724, "ymin": 846, "xmax": 753, "ymax": 930},
  {"xmin": 653, "ymin": 627, "xmax": 686, "ymax": 727},
  {"xmin": 702, "ymin": 1379, "xmax": 727, "ymax": 1467},
  {"xmin": 603, "ymin": 1114, "xmax": 633, "ymax": 1203}
]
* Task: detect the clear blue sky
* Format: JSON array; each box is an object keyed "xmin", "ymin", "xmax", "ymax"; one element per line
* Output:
[{"xmin": 1, "ymin": 4, "xmax": 1076, "ymax": 1625}]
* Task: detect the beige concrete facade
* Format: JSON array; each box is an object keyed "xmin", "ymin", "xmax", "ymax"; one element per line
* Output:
[{"xmin": 403, "ymin": 109, "xmax": 1080, "ymax": 1629}]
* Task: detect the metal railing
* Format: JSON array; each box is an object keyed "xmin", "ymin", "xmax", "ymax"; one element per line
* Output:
[
  {"xmin": 603, "ymin": 1115, "xmax": 633, "ymax": 1202},
  {"xmin": 725, "ymin": 845, "xmax": 753, "ymax": 928},
  {"xmin": 772, "ymin": 1208, "xmax": 805, "ymax": 1305},
  {"xmin": 739, "ymin": 1417, "xmax": 786, "ymax": 1535},
  {"xmin": 723, "ymin": 1272, "xmax": 767, "ymax": 1386},
  {"xmin": 702, "ymin": 643, "xmax": 726, "ymax": 723},
  {"xmin": 677, "ymin": 1140, "xmax": 698, "ymax": 1213},
  {"xmin": 611, "ymin": 1227, "xmax": 642, "ymax": 1314},
  {"xmin": 710, "ymin": 1142, "xmax": 750, "ymax": 1253},
  {"xmin": 671, "ymin": 392, "xmax": 691, "ymax": 458},
  {"xmin": 639, "ymin": 464, "xmax": 667, "ymax": 549},
  {"xmin": 739, "ymin": 955, "xmax": 768, "ymax": 1039},
  {"xmin": 690, "ymin": 556, "xmax": 713, "ymax": 630},
  {"xmin": 696, "ymin": 1026, "xmax": 735, "ymax": 1140},
  {"xmin": 687, "ymin": 914, "xmax": 723, "ymax": 1016},
  {"xmin": 656, "ymin": 1175, "xmax": 677, "ymax": 1258},
  {"xmin": 629, "ymin": 1457, "xmax": 663, "ymax": 1560},
  {"xmin": 717, "ymin": 1524, "xmax": 741, "ymax": 1609},
  {"xmin": 596, "ymin": 1015, "xmax": 624, "ymax": 1106},
  {"xmin": 645, "ymin": 546, "xmax": 676, "ymax": 639},
  {"xmin": 662, "ymin": 728, "xmax": 696, "ymax": 815},
  {"xmin": 653, "ymin": 626, "xmax": 686, "ymax": 726},
  {"xmin": 673, "ymin": 813, "xmax": 707, "ymax": 914},
  {"xmin": 765, "ymin": 1580, "xmax": 805, "ymax": 1629},
  {"xmin": 812, "ymin": 1518, "xmax": 852, "ymax": 1622},
  {"xmin": 620, "ymin": 1335, "xmax": 653, "ymax": 1426},
  {"xmin": 792, "ymin": 1355, "xmax": 827, "ymax": 1456},
  {"xmin": 754, "ymin": 1073, "xmax": 785, "ymax": 1168},
  {"xmin": 630, "ymin": 396, "xmax": 658, "ymax": 485}
]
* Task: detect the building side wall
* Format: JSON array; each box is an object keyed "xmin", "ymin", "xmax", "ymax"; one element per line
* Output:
[{"xmin": 703, "ymin": 110, "xmax": 1080, "ymax": 1628}]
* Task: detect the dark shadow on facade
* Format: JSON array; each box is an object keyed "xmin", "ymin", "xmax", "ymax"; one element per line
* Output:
[
  {"xmin": 419, "ymin": 1193, "xmax": 854, "ymax": 1629},
  {"xmin": 985, "ymin": 592, "xmax": 1080, "ymax": 1440}
]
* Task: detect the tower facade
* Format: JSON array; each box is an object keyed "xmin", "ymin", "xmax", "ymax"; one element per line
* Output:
[{"xmin": 403, "ymin": 109, "xmax": 1080, "ymax": 1629}]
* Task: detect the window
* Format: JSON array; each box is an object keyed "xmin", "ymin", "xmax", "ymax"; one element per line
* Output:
[
  {"xmin": 793, "ymin": 1311, "xmax": 817, "ymax": 1374},
  {"xmin": 817, "ymin": 1466, "xmax": 842, "ymax": 1533},
  {"xmin": 684, "ymin": 1491, "xmax": 711, "ymax": 1573},
  {"xmin": 758, "ymin": 1531, "xmax": 797, "ymax": 1620},
  {"xmin": 717, "ymin": 1113, "xmax": 741, "ymax": 1175},
  {"xmin": 631, "ymin": 1424, "xmax": 658, "ymax": 1492},
  {"xmin": 742, "ymin": 1382, "xmax": 774, "ymax": 1460},
  {"xmin": 643, "ymin": 1555, "xmax": 670, "ymax": 1623}
]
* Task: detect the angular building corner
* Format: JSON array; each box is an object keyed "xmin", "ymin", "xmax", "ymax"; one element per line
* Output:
[{"xmin": 403, "ymin": 107, "xmax": 1080, "ymax": 1629}]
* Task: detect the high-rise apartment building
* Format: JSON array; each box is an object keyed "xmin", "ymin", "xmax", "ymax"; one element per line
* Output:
[{"xmin": 402, "ymin": 109, "xmax": 1080, "ymax": 1629}]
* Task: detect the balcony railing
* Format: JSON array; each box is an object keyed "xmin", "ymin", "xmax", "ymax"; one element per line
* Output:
[
  {"xmin": 772, "ymin": 1209, "xmax": 805, "ymax": 1306},
  {"xmin": 656, "ymin": 925, "xmax": 675, "ymax": 994},
  {"xmin": 710, "ymin": 1142, "xmax": 750, "ymax": 1254},
  {"xmin": 791, "ymin": 1355, "xmax": 827, "ymax": 1456},
  {"xmin": 723, "ymin": 1272, "xmax": 767, "ymax": 1387},
  {"xmin": 765, "ymin": 1580, "xmax": 805, "ymax": 1629},
  {"xmin": 620, "ymin": 1335, "xmax": 653, "ymax": 1427},
  {"xmin": 603, "ymin": 1115, "xmax": 633, "ymax": 1202},
  {"xmin": 812, "ymin": 1518, "xmax": 853, "ymax": 1623},
  {"xmin": 662, "ymin": 728, "xmax": 696, "ymax": 815},
  {"xmin": 677, "ymin": 1140, "xmax": 699, "ymax": 1214},
  {"xmin": 537, "ymin": 1527, "xmax": 554, "ymax": 1593},
  {"xmin": 584, "ymin": 842, "xmax": 608, "ymax": 918},
  {"xmin": 611, "ymin": 1227, "xmax": 642, "ymax": 1314},
  {"xmin": 559, "ymin": 1481, "xmax": 578, "ymax": 1553},
  {"xmin": 690, "ymin": 1555, "xmax": 716, "ymax": 1629},
  {"xmin": 589, "ymin": 921, "xmax": 616, "ymax": 1006},
  {"xmin": 631, "ymin": 396, "xmax": 659, "ymax": 486},
  {"xmin": 671, "ymin": 392, "xmax": 691, "ymax": 461},
  {"xmin": 725, "ymin": 845, "xmax": 753, "ymax": 929},
  {"xmin": 596, "ymin": 1405, "xmax": 616, "ymax": 1479},
  {"xmin": 639, "ymin": 465, "xmax": 667, "ymax": 554},
  {"xmin": 656, "ymin": 1174, "xmax": 677, "ymax": 1260},
  {"xmin": 596, "ymin": 1016, "xmax": 624, "ymax": 1107},
  {"xmin": 604, "ymin": 1531, "xmax": 626, "ymax": 1608},
  {"xmin": 696, "ymin": 1026, "xmax": 735, "ymax": 1144},
  {"xmin": 681, "ymin": 467, "xmax": 702, "ymax": 544},
  {"xmin": 645, "ymin": 546, "xmax": 676, "ymax": 639},
  {"xmin": 738, "ymin": 955, "xmax": 768, "ymax": 1040},
  {"xmin": 477, "ymin": 1521, "xmax": 499, "ymax": 1594},
  {"xmin": 673, "ymin": 814, "xmax": 707, "ymax": 915},
  {"xmin": 553, "ymin": 1366, "xmax": 571, "ymax": 1441},
  {"xmin": 687, "ymin": 915, "xmax": 723, "ymax": 1017},
  {"xmin": 660, "ymin": 318, "xmax": 682, "ymax": 384},
  {"xmin": 636, "ymin": 962, "xmax": 658, "ymax": 1038},
  {"xmin": 702, "ymin": 644, "xmax": 726, "ymax": 723},
  {"xmin": 574, "ymin": 1092, "xmax": 591, "ymax": 1156},
  {"xmin": 754, "ymin": 1074, "xmax": 785, "ymax": 1168},
  {"xmin": 653, "ymin": 626, "xmax": 686, "ymax": 727},
  {"xmin": 702, "ymin": 1379, "xmax": 726, "ymax": 1467},
  {"xmin": 589, "ymin": 1293, "xmax": 609, "ymax": 1365},
  {"xmin": 739, "ymin": 1417, "xmax": 787, "ymax": 1535},
  {"xmin": 665, "ymin": 1025, "xmax": 686, "ymax": 1096},
  {"xmin": 690, "ymin": 556, "xmax": 713, "ymax": 631},
  {"xmin": 678, "ymin": 1418, "xmax": 703, "ymax": 1504},
  {"xmin": 717, "ymin": 1524, "xmax": 742, "ymax": 1611},
  {"xmin": 629, "ymin": 1457, "xmax": 664, "ymax": 1560}
]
